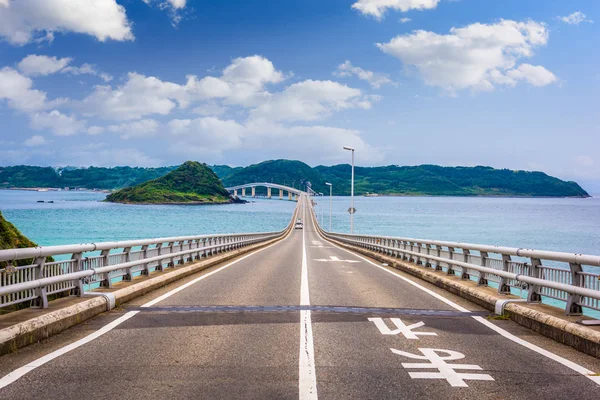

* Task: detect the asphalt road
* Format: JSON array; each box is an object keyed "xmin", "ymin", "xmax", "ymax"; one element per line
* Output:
[{"xmin": 0, "ymin": 195, "xmax": 599, "ymax": 399}]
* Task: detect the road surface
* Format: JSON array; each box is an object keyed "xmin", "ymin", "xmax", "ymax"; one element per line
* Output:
[{"xmin": 0, "ymin": 196, "xmax": 599, "ymax": 399}]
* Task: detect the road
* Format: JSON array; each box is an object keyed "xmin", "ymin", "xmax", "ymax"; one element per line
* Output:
[{"xmin": 0, "ymin": 195, "xmax": 599, "ymax": 399}]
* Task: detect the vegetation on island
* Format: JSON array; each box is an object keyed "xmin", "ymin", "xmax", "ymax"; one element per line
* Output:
[
  {"xmin": 0, "ymin": 159, "xmax": 590, "ymax": 198},
  {"xmin": 0, "ymin": 211, "xmax": 53, "ymax": 267},
  {"xmin": 105, "ymin": 161, "xmax": 232, "ymax": 204}
]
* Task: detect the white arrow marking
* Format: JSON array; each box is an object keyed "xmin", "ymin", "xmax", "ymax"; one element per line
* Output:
[{"xmin": 368, "ymin": 318, "xmax": 437, "ymax": 340}]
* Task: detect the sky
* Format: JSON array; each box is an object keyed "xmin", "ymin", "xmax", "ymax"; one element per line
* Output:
[{"xmin": 0, "ymin": 0, "xmax": 598, "ymax": 192}]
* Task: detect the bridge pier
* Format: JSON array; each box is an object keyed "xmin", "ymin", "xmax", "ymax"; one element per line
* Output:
[
  {"xmin": 241, "ymin": 188, "xmax": 246, "ymax": 197},
  {"xmin": 251, "ymin": 187, "xmax": 256, "ymax": 197},
  {"xmin": 279, "ymin": 189, "xmax": 283, "ymax": 199},
  {"xmin": 234, "ymin": 189, "xmax": 238, "ymax": 197},
  {"xmin": 267, "ymin": 187, "xmax": 272, "ymax": 199},
  {"xmin": 288, "ymin": 191, "xmax": 292, "ymax": 201}
]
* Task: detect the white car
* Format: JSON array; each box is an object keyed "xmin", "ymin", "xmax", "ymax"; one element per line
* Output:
[{"xmin": 295, "ymin": 222, "xmax": 303, "ymax": 229}]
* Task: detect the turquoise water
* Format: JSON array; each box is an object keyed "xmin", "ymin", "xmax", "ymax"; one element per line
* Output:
[{"xmin": 0, "ymin": 190, "xmax": 296, "ymax": 246}]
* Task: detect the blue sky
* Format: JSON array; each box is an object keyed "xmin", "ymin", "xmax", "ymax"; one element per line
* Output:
[{"xmin": 0, "ymin": 0, "xmax": 598, "ymax": 192}]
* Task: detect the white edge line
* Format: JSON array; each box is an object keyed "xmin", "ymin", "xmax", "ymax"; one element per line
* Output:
[
  {"xmin": 300, "ymin": 196, "xmax": 318, "ymax": 399},
  {"xmin": 309, "ymin": 207, "xmax": 600, "ymax": 386},
  {"xmin": 0, "ymin": 209, "xmax": 298, "ymax": 391}
]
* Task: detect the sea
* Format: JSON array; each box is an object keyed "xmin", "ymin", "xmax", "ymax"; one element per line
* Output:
[
  {"xmin": 1, "ymin": 189, "xmax": 598, "ymax": 262},
  {"xmin": 2, "ymin": 189, "xmax": 599, "ymax": 315}
]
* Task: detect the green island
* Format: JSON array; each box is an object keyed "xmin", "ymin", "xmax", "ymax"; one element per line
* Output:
[
  {"xmin": 105, "ymin": 161, "xmax": 233, "ymax": 205},
  {"xmin": 0, "ymin": 211, "xmax": 52, "ymax": 268},
  {"xmin": 0, "ymin": 159, "xmax": 590, "ymax": 198}
]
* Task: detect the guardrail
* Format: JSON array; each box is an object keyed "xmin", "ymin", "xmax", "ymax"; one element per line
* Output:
[
  {"xmin": 1, "ymin": 205, "xmax": 298, "ymax": 310},
  {"xmin": 309, "ymin": 206, "xmax": 600, "ymax": 316}
]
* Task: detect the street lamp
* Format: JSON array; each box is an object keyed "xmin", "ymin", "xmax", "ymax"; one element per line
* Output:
[
  {"xmin": 325, "ymin": 182, "xmax": 332, "ymax": 231},
  {"xmin": 343, "ymin": 146, "xmax": 355, "ymax": 234}
]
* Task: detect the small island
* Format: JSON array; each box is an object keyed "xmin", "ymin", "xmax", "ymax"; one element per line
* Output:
[{"xmin": 105, "ymin": 161, "xmax": 234, "ymax": 205}]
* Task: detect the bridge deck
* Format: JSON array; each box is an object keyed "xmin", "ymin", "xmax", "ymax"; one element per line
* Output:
[{"xmin": 0, "ymin": 197, "xmax": 599, "ymax": 399}]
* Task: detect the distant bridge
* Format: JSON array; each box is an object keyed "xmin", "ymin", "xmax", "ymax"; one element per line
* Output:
[{"xmin": 225, "ymin": 182, "xmax": 305, "ymax": 200}]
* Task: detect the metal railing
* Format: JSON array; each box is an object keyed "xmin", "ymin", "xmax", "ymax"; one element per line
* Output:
[
  {"xmin": 310, "ymin": 208, "xmax": 600, "ymax": 316},
  {"xmin": 1, "ymin": 206, "xmax": 298, "ymax": 310}
]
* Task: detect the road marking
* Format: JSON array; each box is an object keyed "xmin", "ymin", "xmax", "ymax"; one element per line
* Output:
[
  {"xmin": 310, "ymin": 208, "xmax": 600, "ymax": 385},
  {"xmin": 391, "ymin": 348, "xmax": 494, "ymax": 387},
  {"xmin": 312, "ymin": 241, "xmax": 323, "ymax": 246},
  {"xmin": 299, "ymin": 197, "xmax": 318, "ymax": 399},
  {"xmin": 313, "ymin": 255, "xmax": 360, "ymax": 263},
  {"xmin": 0, "ymin": 208, "xmax": 300, "ymax": 391},
  {"xmin": 369, "ymin": 318, "xmax": 437, "ymax": 339}
]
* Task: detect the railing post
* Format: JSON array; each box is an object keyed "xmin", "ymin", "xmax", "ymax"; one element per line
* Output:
[
  {"xmin": 434, "ymin": 245, "xmax": 443, "ymax": 271},
  {"xmin": 478, "ymin": 251, "xmax": 489, "ymax": 286},
  {"xmin": 497, "ymin": 254, "xmax": 511, "ymax": 294},
  {"xmin": 424, "ymin": 244, "xmax": 432, "ymax": 268},
  {"xmin": 446, "ymin": 247, "xmax": 455, "ymax": 276},
  {"xmin": 100, "ymin": 249, "xmax": 112, "ymax": 288},
  {"xmin": 167, "ymin": 242, "xmax": 175, "ymax": 267},
  {"xmin": 123, "ymin": 247, "xmax": 132, "ymax": 281},
  {"xmin": 155, "ymin": 243, "xmax": 164, "ymax": 272},
  {"xmin": 566, "ymin": 262, "xmax": 583, "ymax": 315},
  {"xmin": 461, "ymin": 249, "xmax": 470, "ymax": 280},
  {"xmin": 32, "ymin": 256, "xmax": 48, "ymax": 308},
  {"xmin": 141, "ymin": 245, "xmax": 150, "ymax": 275},
  {"xmin": 72, "ymin": 252, "xmax": 85, "ymax": 296},
  {"xmin": 527, "ymin": 257, "xmax": 542, "ymax": 303}
]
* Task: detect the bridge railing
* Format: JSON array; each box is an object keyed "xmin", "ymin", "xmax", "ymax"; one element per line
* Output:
[
  {"xmin": 0, "ymin": 206, "xmax": 298, "ymax": 310},
  {"xmin": 309, "ymin": 207, "xmax": 600, "ymax": 316}
]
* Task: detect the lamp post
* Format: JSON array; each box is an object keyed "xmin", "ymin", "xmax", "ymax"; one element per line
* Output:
[
  {"xmin": 343, "ymin": 146, "xmax": 355, "ymax": 234},
  {"xmin": 325, "ymin": 182, "xmax": 332, "ymax": 231}
]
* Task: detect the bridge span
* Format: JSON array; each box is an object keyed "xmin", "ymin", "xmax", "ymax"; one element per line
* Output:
[
  {"xmin": 225, "ymin": 182, "xmax": 304, "ymax": 200},
  {"xmin": 0, "ymin": 195, "xmax": 599, "ymax": 399}
]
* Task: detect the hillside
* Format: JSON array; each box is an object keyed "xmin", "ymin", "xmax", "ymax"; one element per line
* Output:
[
  {"xmin": 105, "ymin": 161, "xmax": 232, "ymax": 204},
  {"xmin": 0, "ymin": 212, "xmax": 52, "ymax": 267},
  {"xmin": 0, "ymin": 165, "xmax": 176, "ymax": 190},
  {"xmin": 0, "ymin": 160, "xmax": 589, "ymax": 198},
  {"xmin": 218, "ymin": 160, "xmax": 589, "ymax": 197}
]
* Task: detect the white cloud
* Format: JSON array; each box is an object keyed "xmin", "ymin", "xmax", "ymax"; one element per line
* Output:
[
  {"xmin": 18, "ymin": 54, "xmax": 72, "ymax": 76},
  {"xmin": 30, "ymin": 110, "xmax": 86, "ymax": 136},
  {"xmin": 143, "ymin": 0, "xmax": 188, "ymax": 26},
  {"xmin": 505, "ymin": 64, "xmax": 557, "ymax": 87},
  {"xmin": 251, "ymin": 79, "xmax": 371, "ymax": 122},
  {"xmin": 575, "ymin": 155, "xmax": 594, "ymax": 167},
  {"xmin": 62, "ymin": 63, "xmax": 113, "ymax": 82},
  {"xmin": 168, "ymin": 117, "xmax": 244, "ymax": 151},
  {"xmin": 62, "ymin": 148, "xmax": 161, "ymax": 167},
  {"xmin": 193, "ymin": 102, "xmax": 226, "ymax": 116},
  {"xmin": 107, "ymin": 119, "xmax": 160, "ymax": 139},
  {"xmin": 558, "ymin": 12, "xmax": 593, "ymax": 25},
  {"xmin": 378, "ymin": 19, "xmax": 554, "ymax": 93},
  {"xmin": 0, "ymin": 67, "xmax": 61, "ymax": 112},
  {"xmin": 334, "ymin": 60, "xmax": 393, "ymax": 88},
  {"xmin": 80, "ymin": 55, "xmax": 285, "ymax": 120},
  {"xmin": 24, "ymin": 134, "xmax": 46, "ymax": 147},
  {"xmin": 399, "ymin": 17, "xmax": 411, "ymax": 23},
  {"xmin": 352, "ymin": 0, "xmax": 440, "ymax": 20},
  {"xmin": 0, "ymin": 0, "xmax": 133, "ymax": 45},
  {"xmin": 87, "ymin": 126, "xmax": 105, "ymax": 135}
]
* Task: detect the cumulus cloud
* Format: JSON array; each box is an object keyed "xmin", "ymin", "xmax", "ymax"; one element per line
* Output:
[
  {"xmin": 193, "ymin": 102, "xmax": 226, "ymax": 116},
  {"xmin": 18, "ymin": 54, "xmax": 112, "ymax": 81},
  {"xmin": 80, "ymin": 55, "xmax": 285, "ymax": 120},
  {"xmin": 352, "ymin": 0, "xmax": 440, "ymax": 20},
  {"xmin": 558, "ymin": 12, "xmax": 593, "ymax": 25},
  {"xmin": 24, "ymin": 134, "xmax": 46, "ymax": 147},
  {"xmin": 399, "ymin": 17, "xmax": 411, "ymax": 23},
  {"xmin": 87, "ymin": 126, "xmax": 105, "ymax": 135},
  {"xmin": 251, "ymin": 80, "xmax": 372, "ymax": 122},
  {"xmin": 166, "ymin": 117, "xmax": 383, "ymax": 164},
  {"xmin": 143, "ymin": 0, "xmax": 188, "ymax": 26},
  {"xmin": 0, "ymin": 67, "xmax": 63, "ymax": 112},
  {"xmin": 378, "ymin": 19, "xmax": 555, "ymax": 93},
  {"xmin": 30, "ymin": 110, "xmax": 86, "ymax": 136},
  {"xmin": 107, "ymin": 119, "xmax": 160, "ymax": 139},
  {"xmin": 334, "ymin": 60, "xmax": 393, "ymax": 88},
  {"xmin": 0, "ymin": 0, "xmax": 133, "ymax": 45},
  {"xmin": 18, "ymin": 54, "xmax": 72, "ymax": 76}
]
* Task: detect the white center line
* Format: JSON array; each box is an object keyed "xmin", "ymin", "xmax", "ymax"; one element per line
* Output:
[
  {"xmin": 299, "ymin": 196, "xmax": 318, "ymax": 399},
  {"xmin": 310, "ymin": 208, "xmax": 600, "ymax": 386}
]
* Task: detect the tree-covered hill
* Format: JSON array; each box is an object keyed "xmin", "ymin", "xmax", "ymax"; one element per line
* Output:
[
  {"xmin": 105, "ymin": 161, "xmax": 232, "ymax": 204},
  {"xmin": 0, "ymin": 160, "xmax": 589, "ymax": 198},
  {"xmin": 0, "ymin": 211, "xmax": 53, "ymax": 267}
]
